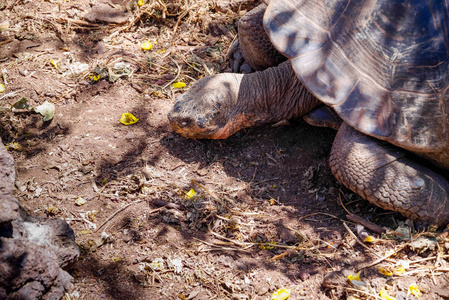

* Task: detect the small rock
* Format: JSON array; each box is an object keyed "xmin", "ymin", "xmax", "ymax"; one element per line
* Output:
[
  {"xmin": 434, "ymin": 283, "xmax": 449, "ymax": 299},
  {"xmin": 79, "ymin": 165, "xmax": 93, "ymax": 174},
  {"xmin": 97, "ymin": 41, "xmax": 106, "ymax": 54},
  {"xmin": 84, "ymin": 4, "xmax": 131, "ymax": 24},
  {"xmin": 187, "ymin": 286, "xmax": 201, "ymax": 299},
  {"xmin": 409, "ymin": 236, "xmax": 437, "ymax": 253},
  {"xmin": 240, "ymin": 62, "xmax": 252, "ymax": 73},
  {"xmin": 254, "ymin": 281, "xmax": 268, "ymax": 296},
  {"xmin": 18, "ymin": 69, "xmax": 28, "ymax": 77},
  {"xmin": 195, "ymin": 168, "xmax": 208, "ymax": 176},
  {"xmin": 131, "ymin": 82, "xmax": 144, "ymax": 93},
  {"xmin": 322, "ymin": 269, "xmax": 352, "ymax": 288},
  {"xmin": 299, "ymin": 271, "xmax": 310, "ymax": 281},
  {"xmin": 78, "ymin": 80, "xmax": 89, "ymax": 87}
]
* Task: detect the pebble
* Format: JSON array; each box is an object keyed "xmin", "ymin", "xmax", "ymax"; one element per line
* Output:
[{"xmin": 254, "ymin": 282, "xmax": 269, "ymax": 295}]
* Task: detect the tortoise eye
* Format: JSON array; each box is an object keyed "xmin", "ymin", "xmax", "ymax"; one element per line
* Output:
[
  {"xmin": 181, "ymin": 119, "xmax": 191, "ymax": 126},
  {"xmin": 172, "ymin": 104, "xmax": 182, "ymax": 113}
]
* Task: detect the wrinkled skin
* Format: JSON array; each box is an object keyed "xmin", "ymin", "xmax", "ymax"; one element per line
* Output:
[
  {"xmin": 168, "ymin": 4, "xmax": 449, "ymax": 226},
  {"xmin": 168, "ymin": 62, "xmax": 319, "ymax": 139}
]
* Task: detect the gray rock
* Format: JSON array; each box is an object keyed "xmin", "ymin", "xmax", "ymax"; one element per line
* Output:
[{"xmin": 0, "ymin": 138, "xmax": 79, "ymax": 299}]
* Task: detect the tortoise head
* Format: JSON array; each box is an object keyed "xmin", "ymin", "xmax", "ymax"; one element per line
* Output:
[{"xmin": 168, "ymin": 73, "xmax": 246, "ymax": 139}]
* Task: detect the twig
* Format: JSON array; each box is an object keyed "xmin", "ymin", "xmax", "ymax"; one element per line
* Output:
[
  {"xmin": 146, "ymin": 264, "xmax": 164, "ymax": 284},
  {"xmin": 358, "ymin": 244, "xmax": 408, "ymax": 270},
  {"xmin": 96, "ymin": 199, "xmax": 146, "ymax": 232},
  {"xmin": 192, "ymin": 237, "xmax": 250, "ymax": 252},
  {"xmin": 59, "ymin": 17, "xmax": 101, "ymax": 27},
  {"xmin": 7, "ymin": 0, "xmax": 20, "ymax": 10},
  {"xmin": 343, "ymin": 222, "xmax": 382, "ymax": 258},
  {"xmin": 179, "ymin": 55, "xmax": 205, "ymax": 76},
  {"xmin": 250, "ymin": 166, "xmax": 257, "ymax": 183},
  {"xmin": 0, "ymin": 89, "xmax": 25, "ymax": 100},
  {"xmin": 192, "ymin": 180, "xmax": 226, "ymax": 206},
  {"xmin": 208, "ymin": 230, "xmax": 248, "ymax": 247},
  {"xmin": 325, "ymin": 285, "xmax": 384, "ymax": 300},
  {"xmin": 229, "ymin": 210, "xmax": 260, "ymax": 216},
  {"xmin": 298, "ymin": 212, "xmax": 347, "ymax": 223},
  {"xmin": 162, "ymin": 57, "xmax": 182, "ymax": 90},
  {"xmin": 409, "ymin": 254, "xmax": 449, "ymax": 265},
  {"xmin": 346, "ymin": 214, "xmax": 386, "ymax": 234},
  {"xmin": 0, "ymin": 39, "xmax": 12, "ymax": 47},
  {"xmin": 401, "ymin": 266, "xmax": 449, "ymax": 276},
  {"xmin": 105, "ymin": 55, "xmax": 151, "ymax": 75},
  {"xmin": 173, "ymin": 4, "xmax": 199, "ymax": 35}
]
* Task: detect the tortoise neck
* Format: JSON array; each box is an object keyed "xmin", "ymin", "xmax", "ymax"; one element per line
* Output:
[{"xmin": 238, "ymin": 61, "xmax": 320, "ymax": 124}]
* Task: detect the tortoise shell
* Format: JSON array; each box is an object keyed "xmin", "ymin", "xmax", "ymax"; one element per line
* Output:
[{"xmin": 264, "ymin": 0, "xmax": 449, "ymax": 155}]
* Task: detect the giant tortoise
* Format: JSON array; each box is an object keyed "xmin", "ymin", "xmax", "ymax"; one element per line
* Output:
[{"xmin": 168, "ymin": 0, "xmax": 449, "ymax": 226}]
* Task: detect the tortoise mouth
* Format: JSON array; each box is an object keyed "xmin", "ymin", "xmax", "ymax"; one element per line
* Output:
[
  {"xmin": 167, "ymin": 112, "xmax": 222, "ymax": 139},
  {"xmin": 170, "ymin": 123, "xmax": 221, "ymax": 139},
  {"xmin": 168, "ymin": 110, "xmax": 255, "ymax": 140}
]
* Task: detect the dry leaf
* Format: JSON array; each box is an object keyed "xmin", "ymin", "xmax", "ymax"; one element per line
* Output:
[
  {"xmin": 120, "ymin": 113, "xmax": 139, "ymax": 125},
  {"xmin": 271, "ymin": 288, "xmax": 291, "ymax": 300},
  {"xmin": 172, "ymin": 82, "xmax": 186, "ymax": 89}
]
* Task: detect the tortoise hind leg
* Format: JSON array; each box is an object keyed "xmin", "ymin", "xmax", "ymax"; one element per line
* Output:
[
  {"xmin": 329, "ymin": 123, "xmax": 449, "ymax": 226},
  {"xmin": 303, "ymin": 105, "xmax": 343, "ymax": 130}
]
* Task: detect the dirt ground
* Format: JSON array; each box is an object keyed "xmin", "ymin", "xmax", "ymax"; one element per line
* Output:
[{"xmin": 1, "ymin": 0, "xmax": 449, "ymax": 299}]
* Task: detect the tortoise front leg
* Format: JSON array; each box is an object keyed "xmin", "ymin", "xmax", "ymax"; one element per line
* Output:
[
  {"xmin": 235, "ymin": 3, "xmax": 287, "ymax": 71},
  {"xmin": 330, "ymin": 123, "xmax": 449, "ymax": 226}
]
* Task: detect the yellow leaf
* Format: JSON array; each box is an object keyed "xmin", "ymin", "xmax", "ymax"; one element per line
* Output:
[
  {"xmin": 265, "ymin": 242, "xmax": 276, "ymax": 250},
  {"xmin": 78, "ymin": 230, "xmax": 92, "ymax": 235},
  {"xmin": 408, "ymin": 284, "xmax": 421, "ymax": 298},
  {"xmin": 364, "ymin": 235, "xmax": 375, "ymax": 242},
  {"xmin": 379, "ymin": 287, "xmax": 396, "ymax": 300},
  {"xmin": 394, "ymin": 266, "xmax": 406, "ymax": 275},
  {"xmin": 379, "ymin": 267, "xmax": 393, "ymax": 277},
  {"xmin": 141, "ymin": 186, "xmax": 151, "ymax": 193},
  {"xmin": 137, "ymin": 0, "xmax": 145, "ymax": 6},
  {"xmin": 50, "ymin": 59, "xmax": 59, "ymax": 69},
  {"xmin": 271, "ymin": 288, "xmax": 291, "ymax": 300},
  {"xmin": 0, "ymin": 20, "xmax": 10, "ymax": 31},
  {"xmin": 34, "ymin": 101, "xmax": 55, "ymax": 121},
  {"xmin": 141, "ymin": 42, "xmax": 153, "ymax": 50},
  {"xmin": 75, "ymin": 197, "xmax": 87, "ymax": 206},
  {"xmin": 347, "ymin": 271, "xmax": 361, "ymax": 282},
  {"xmin": 269, "ymin": 198, "xmax": 276, "ymax": 205},
  {"xmin": 185, "ymin": 188, "xmax": 196, "ymax": 199},
  {"xmin": 0, "ymin": 84, "xmax": 4, "ymax": 92},
  {"xmin": 87, "ymin": 210, "xmax": 98, "ymax": 222},
  {"xmin": 172, "ymin": 82, "xmax": 186, "ymax": 89},
  {"xmin": 120, "ymin": 112, "xmax": 139, "ymax": 125},
  {"xmin": 149, "ymin": 259, "xmax": 164, "ymax": 270},
  {"xmin": 46, "ymin": 206, "xmax": 59, "ymax": 215},
  {"xmin": 6, "ymin": 142, "xmax": 22, "ymax": 151},
  {"xmin": 90, "ymin": 74, "xmax": 101, "ymax": 81}
]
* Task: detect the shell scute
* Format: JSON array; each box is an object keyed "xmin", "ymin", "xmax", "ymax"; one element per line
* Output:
[{"xmin": 265, "ymin": 0, "xmax": 449, "ymax": 152}]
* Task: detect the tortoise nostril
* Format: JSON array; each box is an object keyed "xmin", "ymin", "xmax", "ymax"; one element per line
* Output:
[
  {"xmin": 173, "ymin": 104, "xmax": 182, "ymax": 113},
  {"xmin": 196, "ymin": 117, "xmax": 205, "ymax": 128}
]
